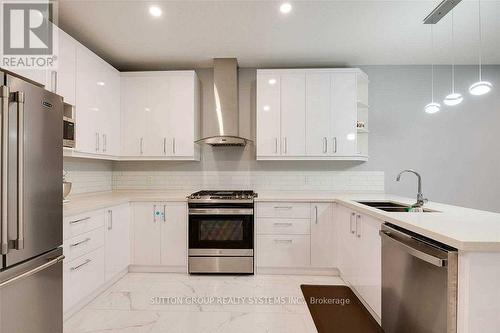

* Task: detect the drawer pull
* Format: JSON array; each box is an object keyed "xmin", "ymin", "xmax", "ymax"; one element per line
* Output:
[
  {"xmin": 274, "ymin": 239, "xmax": 293, "ymax": 244},
  {"xmin": 70, "ymin": 259, "xmax": 92, "ymax": 271},
  {"xmin": 273, "ymin": 222, "xmax": 293, "ymax": 226},
  {"xmin": 69, "ymin": 217, "xmax": 90, "ymax": 225},
  {"xmin": 70, "ymin": 238, "xmax": 91, "ymax": 248},
  {"xmin": 273, "ymin": 206, "xmax": 293, "ymax": 209}
]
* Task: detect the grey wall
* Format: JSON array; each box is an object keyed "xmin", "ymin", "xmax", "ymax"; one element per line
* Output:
[{"xmin": 67, "ymin": 65, "xmax": 500, "ymax": 212}]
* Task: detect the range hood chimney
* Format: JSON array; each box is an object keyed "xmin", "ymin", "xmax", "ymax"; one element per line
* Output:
[{"xmin": 197, "ymin": 58, "xmax": 250, "ymax": 146}]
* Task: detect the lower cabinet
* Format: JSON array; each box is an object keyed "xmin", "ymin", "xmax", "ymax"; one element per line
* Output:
[
  {"xmin": 104, "ymin": 204, "xmax": 131, "ymax": 281},
  {"xmin": 336, "ymin": 203, "xmax": 382, "ymax": 318},
  {"xmin": 256, "ymin": 202, "xmax": 335, "ymax": 270},
  {"xmin": 132, "ymin": 202, "xmax": 187, "ymax": 268}
]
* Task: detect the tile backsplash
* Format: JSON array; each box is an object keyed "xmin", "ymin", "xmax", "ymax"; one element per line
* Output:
[
  {"xmin": 112, "ymin": 171, "xmax": 384, "ymax": 193},
  {"xmin": 65, "ymin": 170, "xmax": 113, "ymax": 194}
]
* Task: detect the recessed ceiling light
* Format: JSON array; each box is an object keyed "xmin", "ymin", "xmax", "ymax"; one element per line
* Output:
[
  {"xmin": 263, "ymin": 105, "xmax": 271, "ymax": 111},
  {"xmin": 268, "ymin": 78, "xmax": 277, "ymax": 85},
  {"xmin": 149, "ymin": 6, "xmax": 162, "ymax": 17},
  {"xmin": 96, "ymin": 81, "xmax": 105, "ymax": 86},
  {"xmin": 144, "ymin": 107, "xmax": 151, "ymax": 112},
  {"xmin": 280, "ymin": 2, "xmax": 292, "ymax": 14}
]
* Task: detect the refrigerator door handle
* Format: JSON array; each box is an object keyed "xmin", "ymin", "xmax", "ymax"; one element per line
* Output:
[
  {"xmin": 0, "ymin": 254, "xmax": 65, "ymax": 289},
  {"xmin": 14, "ymin": 91, "xmax": 25, "ymax": 250},
  {"xmin": 0, "ymin": 86, "xmax": 9, "ymax": 254}
]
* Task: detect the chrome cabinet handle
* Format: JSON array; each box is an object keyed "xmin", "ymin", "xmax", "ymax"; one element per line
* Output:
[
  {"xmin": 153, "ymin": 204, "xmax": 158, "ymax": 223},
  {"xmin": 172, "ymin": 138, "xmax": 176, "ymax": 155},
  {"xmin": 315, "ymin": 205, "xmax": 318, "ymax": 224},
  {"xmin": 0, "ymin": 86, "xmax": 9, "ymax": 254},
  {"xmin": 163, "ymin": 137, "xmax": 167, "ymax": 155},
  {"xmin": 51, "ymin": 71, "xmax": 58, "ymax": 93},
  {"xmin": 95, "ymin": 133, "xmax": 99, "ymax": 152},
  {"xmin": 15, "ymin": 91, "xmax": 24, "ymax": 250},
  {"xmin": 356, "ymin": 214, "xmax": 361, "ymax": 238},
  {"xmin": 69, "ymin": 217, "xmax": 90, "ymax": 225},
  {"xmin": 0, "ymin": 255, "xmax": 64, "ymax": 288},
  {"xmin": 323, "ymin": 137, "xmax": 327, "ymax": 153},
  {"xmin": 70, "ymin": 237, "xmax": 91, "ymax": 248},
  {"xmin": 274, "ymin": 137, "xmax": 278, "ymax": 154},
  {"xmin": 274, "ymin": 239, "xmax": 293, "ymax": 244},
  {"xmin": 332, "ymin": 137, "xmax": 337, "ymax": 153},
  {"xmin": 283, "ymin": 137, "xmax": 288, "ymax": 154},
  {"xmin": 163, "ymin": 205, "xmax": 166, "ymax": 222},
  {"xmin": 273, "ymin": 222, "xmax": 293, "ymax": 226},
  {"xmin": 70, "ymin": 259, "xmax": 92, "ymax": 271},
  {"xmin": 274, "ymin": 206, "xmax": 292, "ymax": 209},
  {"xmin": 108, "ymin": 209, "xmax": 113, "ymax": 230},
  {"xmin": 349, "ymin": 212, "xmax": 356, "ymax": 234},
  {"xmin": 102, "ymin": 134, "xmax": 107, "ymax": 152},
  {"xmin": 140, "ymin": 137, "xmax": 144, "ymax": 155}
]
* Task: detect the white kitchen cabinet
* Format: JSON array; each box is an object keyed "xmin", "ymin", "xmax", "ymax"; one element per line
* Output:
[
  {"xmin": 257, "ymin": 68, "xmax": 368, "ymax": 161},
  {"xmin": 75, "ymin": 43, "xmax": 120, "ymax": 156},
  {"xmin": 105, "ymin": 204, "xmax": 131, "ymax": 281},
  {"xmin": 132, "ymin": 202, "xmax": 187, "ymax": 269},
  {"xmin": 336, "ymin": 204, "xmax": 381, "ymax": 318},
  {"xmin": 120, "ymin": 71, "xmax": 200, "ymax": 160},
  {"xmin": 256, "ymin": 73, "xmax": 281, "ymax": 156},
  {"xmin": 160, "ymin": 202, "xmax": 187, "ymax": 267},
  {"xmin": 257, "ymin": 235, "xmax": 311, "ymax": 268},
  {"xmin": 310, "ymin": 203, "xmax": 335, "ymax": 268},
  {"xmin": 54, "ymin": 27, "xmax": 77, "ymax": 105}
]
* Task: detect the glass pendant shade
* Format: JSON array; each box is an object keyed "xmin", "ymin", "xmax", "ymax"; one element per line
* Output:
[
  {"xmin": 425, "ymin": 102, "xmax": 441, "ymax": 114},
  {"xmin": 443, "ymin": 93, "xmax": 463, "ymax": 106},
  {"xmin": 469, "ymin": 81, "xmax": 492, "ymax": 95}
]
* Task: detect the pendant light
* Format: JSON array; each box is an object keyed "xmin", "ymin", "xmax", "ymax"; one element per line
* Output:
[
  {"xmin": 425, "ymin": 25, "xmax": 441, "ymax": 114},
  {"xmin": 469, "ymin": 0, "xmax": 493, "ymax": 96},
  {"xmin": 444, "ymin": 10, "xmax": 463, "ymax": 106}
]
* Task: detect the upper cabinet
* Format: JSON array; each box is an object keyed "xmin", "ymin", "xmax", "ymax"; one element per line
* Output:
[
  {"xmin": 256, "ymin": 68, "xmax": 369, "ymax": 161},
  {"xmin": 75, "ymin": 44, "xmax": 121, "ymax": 157},
  {"xmin": 120, "ymin": 71, "xmax": 200, "ymax": 160},
  {"xmin": 53, "ymin": 27, "xmax": 77, "ymax": 105}
]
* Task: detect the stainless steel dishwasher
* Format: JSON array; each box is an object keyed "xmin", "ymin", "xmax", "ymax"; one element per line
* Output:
[{"xmin": 380, "ymin": 223, "xmax": 458, "ymax": 333}]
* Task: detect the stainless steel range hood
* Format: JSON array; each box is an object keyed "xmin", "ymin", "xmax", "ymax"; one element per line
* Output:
[{"xmin": 197, "ymin": 58, "xmax": 250, "ymax": 147}]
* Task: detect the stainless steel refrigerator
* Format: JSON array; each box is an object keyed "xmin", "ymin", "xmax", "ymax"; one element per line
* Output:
[{"xmin": 0, "ymin": 71, "xmax": 64, "ymax": 333}]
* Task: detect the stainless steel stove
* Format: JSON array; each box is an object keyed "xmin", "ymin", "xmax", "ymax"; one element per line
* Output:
[{"xmin": 187, "ymin": 190, "xmax": 257, "ymax": 274}]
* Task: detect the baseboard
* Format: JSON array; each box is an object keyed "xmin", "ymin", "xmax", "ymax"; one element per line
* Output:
[
  {"xmin": 63, "ymin": 268, "xmax": 128, "ymax": 322},
  {"xmin": 128, "ymin": 265, "xmax": 187, "ymax": 273},
  {"xmin": 256, "ymin": 266, "xmax": 340, "ymax": 276}
]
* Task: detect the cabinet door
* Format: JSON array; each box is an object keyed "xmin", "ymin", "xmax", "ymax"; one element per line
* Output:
[
  {"xmin": 311, "ymin": 203, "xmax": 335, "ymax": 268},
  {"xmin": 132, "ymin": 203, "xmax": 161, "ymax": 265},
  {"xmin": 56, "ymin": 28, "xmax": 76, "ymax": 105},
  {"xmin": 105, "ymin": 205, "xmax": 130, "ymax": 281},
  {"xmin": 336, "ymin": 205, "xmax": 357, "ymax": 285},
  {"xmin": 354, "ymin": 213, "xmax": 382, "ymax": 317},
  {"xmin": 256, "ymin": 73, "xmax": 281, "ymax": 157},
  {"xmin": 306, "ymin": 73, "xmax": 331, "ymax": 156},
  {"xmin": 75, "ymin": 45, "xmax": 103, "ymax": 154},
  {"xmin": 167, "ymin": 74, "xmax": 195, "ymax": 157},
  {"xmin": 281, "ymin": 73, "xmax": 306, "ymax": 156},
  {"xmin": 146, "ymin": 76, "xmax": 169, "ymax": 156},
  {"xmin": 160, "ymin": 202, "xmax": 187, "ymax": 267},
  {"xmin": 120, "ymin": 76, "xmax": 151, "ymax": 156},
  {"xmin": 101, "ymin": 66, "xmax": 120, "ymax": 155},
  {"xmin": 331, "ymin": 73, "xmax": 357, "ymax": 155}
]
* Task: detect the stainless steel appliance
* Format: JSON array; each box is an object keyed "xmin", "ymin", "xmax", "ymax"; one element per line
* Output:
[
  {"xmin": 0, "ymin": 71, "xmax": 64, "ymax": 333},
  {"xmin": 380, "ymin": 223, "xmax": 458, "ymax": 333},
  {"xmin": 63, "ymin": 115, "xmax": 75, "ymax": 148},
  {"xmin": 188, "ymin": 190, "xmax": 257, "ymax": 274}
]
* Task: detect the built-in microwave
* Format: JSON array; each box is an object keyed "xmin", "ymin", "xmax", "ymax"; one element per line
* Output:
[{"xmin": 63, "ymin": 116, "xmax": 75, "ymax": 148}]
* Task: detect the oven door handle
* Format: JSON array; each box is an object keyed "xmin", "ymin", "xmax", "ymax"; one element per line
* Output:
[{"xmin": 188, "ymin": 208, "xmax": 254, "ymax": 215}]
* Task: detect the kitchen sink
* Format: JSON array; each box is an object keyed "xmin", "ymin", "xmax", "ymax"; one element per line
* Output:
[{"xmin": 356, "ymin": 201, "xmax": 437, "ymax": 213}]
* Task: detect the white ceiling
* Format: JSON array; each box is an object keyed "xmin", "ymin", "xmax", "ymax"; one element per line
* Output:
[{"xmin": 57, "ymin": 0, "xmax": 500, "ymax": 70}]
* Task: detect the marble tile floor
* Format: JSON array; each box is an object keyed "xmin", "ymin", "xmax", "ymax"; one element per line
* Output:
[{"xmin": 64, "ymin": 273, "xmax": 345, "ymax": 333}]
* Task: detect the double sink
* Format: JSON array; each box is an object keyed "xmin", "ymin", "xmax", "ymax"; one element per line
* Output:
[{"xmin": 356, "ymin": 201, "xmax": 437, "ymax": 213}]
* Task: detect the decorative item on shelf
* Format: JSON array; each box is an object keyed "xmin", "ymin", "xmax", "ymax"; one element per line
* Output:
[
  {"xmin": 443, "ymin": 10, "xmax": 463, "ymax": 107},
  {"xmin": 63, "ymin": 170, "xmax": 72, "ymax": 203},
  {"xmin": 425, "ymin": 24, "xmax": 441, "ymax": 114},
  {"xmin": 356, "ymin": 121, "xmax": 366, "ymax": 129},
  {"xmin": 469, "ymin": 0, "xmax": 493, "ymax": 96}
]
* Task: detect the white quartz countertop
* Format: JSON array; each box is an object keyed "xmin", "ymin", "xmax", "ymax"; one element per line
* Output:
[{"xmin": 64, "ymin": 190, "xmax": 500, "ymax": 252}]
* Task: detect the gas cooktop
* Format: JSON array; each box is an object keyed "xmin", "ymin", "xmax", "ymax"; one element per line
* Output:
[{"xmin": 188, "ymin": 190, "xmax": 257, "ymax": 202}]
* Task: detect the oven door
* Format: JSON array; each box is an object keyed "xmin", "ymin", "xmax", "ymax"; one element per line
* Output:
[{"xmin": 188, "ymin": 208, "xmax": 253, "ymax": 256}]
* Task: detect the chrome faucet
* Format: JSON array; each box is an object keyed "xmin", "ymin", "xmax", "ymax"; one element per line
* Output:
[{"xmin": 396, "ymin": 169, "xmax": 427, "ymax": 208}]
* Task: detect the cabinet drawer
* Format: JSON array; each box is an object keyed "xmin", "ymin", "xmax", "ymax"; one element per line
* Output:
[
  {"xmin": 64, "ymin": 211, "xmax": 105, "ymax": 240},
  {"xmin": 257, "ymin": 235, "xmax": 310, "ymax": 267},
  {"xmin": 256, "ymin": 202, "xmax": 310, "ymax": 218},
  {"xmin": 63, "ymin": 247, "xmax": 105, "ymax": 312},
  {"xmin": 64, "ymin": 227, "xmax": 105, "ymax": 262},
  {"xmin": 257, "ymin": 218, "xmax": 310, "ymax": 235}
]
